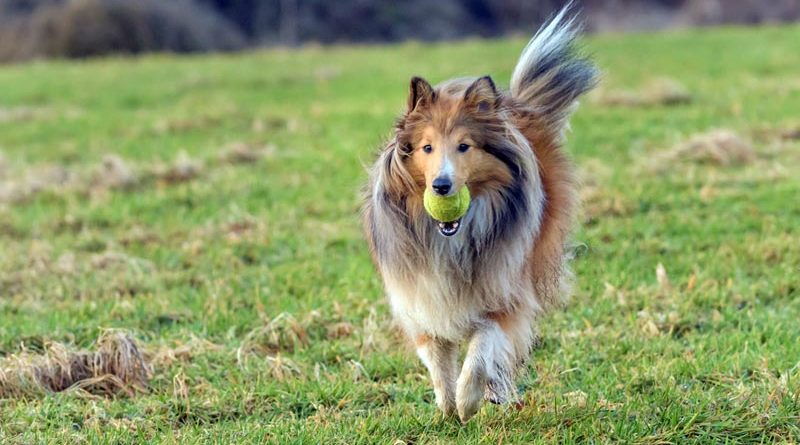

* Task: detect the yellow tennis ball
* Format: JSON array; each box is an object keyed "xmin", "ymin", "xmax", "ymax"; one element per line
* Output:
[{"xmin": 423, "ymin": 185, "xmax": 471, "ymax": 222}]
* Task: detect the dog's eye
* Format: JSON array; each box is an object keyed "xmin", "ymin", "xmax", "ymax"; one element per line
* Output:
[
  {"xmin": 422, "ymin": 144, "xmax": 433, "ymax": 153},
  {"xmin": 458, "ymin": 143, "xmax": 470, "ymax": 153}
]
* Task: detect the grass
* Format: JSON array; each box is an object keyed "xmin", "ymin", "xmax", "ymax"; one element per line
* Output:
[{"xmin": 1, "ymin": 24, "xmax": 799, "ymax": 444}]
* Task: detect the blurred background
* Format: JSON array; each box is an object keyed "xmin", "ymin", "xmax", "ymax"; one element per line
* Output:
[{"xmin": 1, "ymin": 0, "xmax": 799, "ymax": 63}]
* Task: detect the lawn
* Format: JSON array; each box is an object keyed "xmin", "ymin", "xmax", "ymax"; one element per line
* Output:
[{"xmin": 0, "ymin": 24, "xmax": 799, "ymax": 444}]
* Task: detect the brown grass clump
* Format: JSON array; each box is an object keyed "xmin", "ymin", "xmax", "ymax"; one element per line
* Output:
[
  {"xmin": 779, "ymin": 127, "xmax": 800, "ymax": 141},
  {"xmin": 26, "ymin": 165, "xmax": 74, "ymax": 194},
  {"xmin": 0, "ymin": 181, "xmax": 22, "ymax": 203},
  {"xmin": 0, "ymin": 164, "xmax": 76, "ymax": 204},
  {"xmin": 262, "ymin": 355, "xmax": 302, "ymax": 381},
  {"xmin": 326, "ymin": 322, "xmax": 355, "ymax": 339},
  {"xmin": 156, "ymin": 151, "xmax": 203, "ymax": 183},
  {"xmin": 237, "ymin": 313, "xmax": 311, "ymax": 358},
  {"xmin": 236, "ymin": 311, "xmax": 359, "ymax": 371},
  {"xmin": 752, "ymin": 125, "xmax": 800, "ymax": 145},
  {"xmin": 359, "ymin": 308, "xmax": 399, "ymax": 354},
  {"xmin": 90, "ymin": 250, "xmax": 153, "ymax": 273},
  {"xmin": 0, "ymin": 331, "xmax": 151, "ymax": 398},
  {"xmin": 236, "ymin": 313, "xmax": 314, "ymax": 377},
  {"xmin": 594, "ymin": 77, "xmax": 692, "ymax": 107},
  {"xmin": 92, "ymin": 154, "xmax": 138, "ymax": 190},
  {"xmin": 1, "ymin": 146, "xmax": 279, "ymax": 206},
  {"xmin": 218, "ymin": 142, "xmax": 274, "ymax": 165},
  {"xmin": 150, "ymin": 337, "xmax": 224, "ymax": 368},
  {"xmin": 668, "ymin": 129, "xmax": 755, "ymax": 166}
]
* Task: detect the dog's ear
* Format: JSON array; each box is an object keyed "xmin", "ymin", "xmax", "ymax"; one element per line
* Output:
[
  {"xmin": 464, "ymin": 76, "xmax": 498, "ymax": 112},
  {"xmin": 408, "ymin": 76, "xmax": 434, "ymax": 113}
]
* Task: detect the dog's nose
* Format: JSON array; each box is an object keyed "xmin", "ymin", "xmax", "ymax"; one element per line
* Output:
[{"xmin": 432, "ymin": 177, "xmax": 452, "ymax": 195}]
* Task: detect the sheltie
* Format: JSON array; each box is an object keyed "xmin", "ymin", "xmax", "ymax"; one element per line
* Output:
[{"xmin": 362, "ymin": 6, "xmax": 597, "ymax": 422}]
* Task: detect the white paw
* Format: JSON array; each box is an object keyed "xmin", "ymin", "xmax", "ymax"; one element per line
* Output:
[
  {"xmin": 434, "ymin": 385, "xmax": 456, "ymax": 417},
  {"xmin": 456, "ymin": 369, "xmax": 486, "ymax": 422},
  {"xmin": 437, "ymin": 396, "xmax": 456, "ymax": 417}
]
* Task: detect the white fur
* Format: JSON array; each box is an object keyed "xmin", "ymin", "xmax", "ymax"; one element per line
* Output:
[
  {"xmin": 456, "ymin": 320, "xmax": 516, "ymax": 419},
  {"xmin": 416, "ymin": 340, "xmax": 458, "ymax": 415},
  {"xmin": 510, "ymin": 4, "xmax": 577, "ymax": 98}
]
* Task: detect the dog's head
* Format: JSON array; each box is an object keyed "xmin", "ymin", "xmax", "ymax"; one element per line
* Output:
[{"xmin": 394, "ymin": 76, "xmax": 524, "ymax": 237}]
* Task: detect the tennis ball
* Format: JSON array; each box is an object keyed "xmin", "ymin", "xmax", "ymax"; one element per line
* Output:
[{"xmin": 423, "ymin": 185, "xmax": 471, "ymax": 222}]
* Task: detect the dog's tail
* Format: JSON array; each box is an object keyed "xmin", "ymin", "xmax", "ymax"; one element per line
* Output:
[{"xmin": 510, "ymin": 3, "xmax": 598, "ymax": 131}]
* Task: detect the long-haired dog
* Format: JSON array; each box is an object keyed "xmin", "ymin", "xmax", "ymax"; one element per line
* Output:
[{"xmin": 362, "ymin": 6, "xmax": 597, "ymax": 422}]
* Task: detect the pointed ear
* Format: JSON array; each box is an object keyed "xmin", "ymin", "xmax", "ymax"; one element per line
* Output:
[
  {"xmin": 464, "ymin": 76, "xmax": 498, "ymax": 112},
  {"xmin": 408, "ymin": 76, "xmax": 434, "ymax": 113}
]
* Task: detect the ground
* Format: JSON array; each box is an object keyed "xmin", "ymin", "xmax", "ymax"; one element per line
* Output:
[{"xmin": 0, "ymin": 25, "xmax": 799, "ymax": 444}]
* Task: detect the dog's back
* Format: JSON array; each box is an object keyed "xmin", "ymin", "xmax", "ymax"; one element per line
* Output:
[{"xmin": 509, "ymin": 7, "xmax": 598, "ymax": 309}]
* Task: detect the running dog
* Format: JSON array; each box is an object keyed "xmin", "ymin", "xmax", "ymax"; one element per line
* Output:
[{"xmin": 362, "ymin": 6, "xmax": 597, "ymax": 422}]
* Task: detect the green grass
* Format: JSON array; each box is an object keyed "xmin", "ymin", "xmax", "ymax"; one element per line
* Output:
[{"xmin": 1, "ymin": 25, "xmax": 799, "ymax": 444}]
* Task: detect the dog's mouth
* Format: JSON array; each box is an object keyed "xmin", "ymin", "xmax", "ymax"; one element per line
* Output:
[{"xmin": 437, "ymin": 219, "xmax": 461, "ymax": 237}]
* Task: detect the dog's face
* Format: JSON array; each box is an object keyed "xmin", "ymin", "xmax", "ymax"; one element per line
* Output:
[{"xmin": 399, "ymin": 76, "xmax": 515, "ymax": 236}]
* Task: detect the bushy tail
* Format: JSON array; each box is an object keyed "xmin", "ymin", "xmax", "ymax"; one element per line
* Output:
[{"xmin": 510, "ymin": 3, "xmax": 598, "ymax": 130}]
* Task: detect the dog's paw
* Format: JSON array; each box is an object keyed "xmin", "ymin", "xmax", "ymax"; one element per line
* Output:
[
  {"xmin": 437, "ymin": 400, "xmax": 456, "ymax": 418},
  {"xmin": 435, "ymin": 392, "xmax": 456, "ymax": 417},
  {"xmin": 456, "ymin": 370, "xmax": 486, "ymax": 423}
]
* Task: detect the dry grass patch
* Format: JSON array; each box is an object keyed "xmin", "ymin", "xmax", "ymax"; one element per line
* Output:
[
  {"xmin": 90, "ymin": 251, "xmax": 154, "ymax": 273},
  {"xmin": 753, "ymin": 124, "xmax": 800, "ymax": 144},
  {"xmin": 237, "ymin": 313, "xmax": 316, "ymax": 357},
  {"xmin": 0, "ymin": 146, "xmax": 279, "ymax": 206},
  {"xmin": 0, "ymin": 331, "xmax": 151, "ymax": 399},
  {"xmin": 152, "ymin": 115, "xmax": 225, "ymax": 135},
  {"xmin": 25, "ymin": 165, "xmax": 75, "ymax": 195},
  {"xmin": 235, "ymin": 313, "xmax": 312, "ymax": 379},
  {"xmin": 779, "ymin": 127, "xmax": 800, "ymax": 141},
  {"xmin": 154, "ymin": 151, "xmax": 204, "ymax": 184},
  {"xmin": 221, "ymin": 217, "xmax": 267, "ymax": 243},
  {"xmin": 593, "ymin": 77, "xmax": 692, "ymax": 107},
  {"xmin": 91, "ymin": 155, "xmax": 138, "ymax": 191},
  {"xmin": 0, "ymin": 164, "xmax": 77, "ymax": 204},
  {"xmin": 667, "ymin": 129, "xmax": 755, "ymax": 166},
  {"xmin": 358, "ymin": 308, "xmax": 403, "ymax": 354},
  {"xmin": 0, "ymin": 244, "xmax": 157, "ymax": 300},
  {"xmin": 644, "ymin": 129, "xmax": 756, "ymax": 174},
  {"xmin": 218, "ymin": 142, "xmax": 274, "ymax": 165},
  {"xmin": 150, "ymin": 337, "xmax": 225, "ymax": 368},
  {"xmin": 235, "ymin": 311, "xmax": 361, "ymax": 373}
]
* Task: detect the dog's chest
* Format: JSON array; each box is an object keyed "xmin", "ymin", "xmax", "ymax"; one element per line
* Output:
[
  {"xmin": 384, "ymin": 270, "xmax": 479, "ymax": 340},
  {"xmin": 382, "ymin": 248, "xmax": 530, "ymax": 340}
]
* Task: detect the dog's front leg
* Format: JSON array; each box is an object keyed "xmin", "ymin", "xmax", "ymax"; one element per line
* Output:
[
  {"xmin": 456, "ymin": 319, "xmax": 515, "ymax": 422},
  {"xmin": 416, "ymin": 335, "xmax": 458, "ymax": 416}
]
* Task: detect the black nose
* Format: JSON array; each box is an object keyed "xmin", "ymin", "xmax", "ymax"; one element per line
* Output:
[{"xmin": 432, "ymin": 177, "xmax": 452, "ymax": 195}]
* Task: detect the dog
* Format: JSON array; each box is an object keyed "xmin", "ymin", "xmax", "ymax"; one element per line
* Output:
[{"xmin": 362, "ymin": 6, "xmax": 597, "ymax": 422}]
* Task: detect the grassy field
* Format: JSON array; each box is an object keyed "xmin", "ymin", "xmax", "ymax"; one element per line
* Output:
[{"xmin": 1, "ymin": 24, "xmax": 799, "ymax": 444}]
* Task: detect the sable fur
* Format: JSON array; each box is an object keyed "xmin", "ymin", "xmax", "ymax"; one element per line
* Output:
[{"xmin": 362, "ymin": 4, "xmax": 597, "ymax": 422}]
